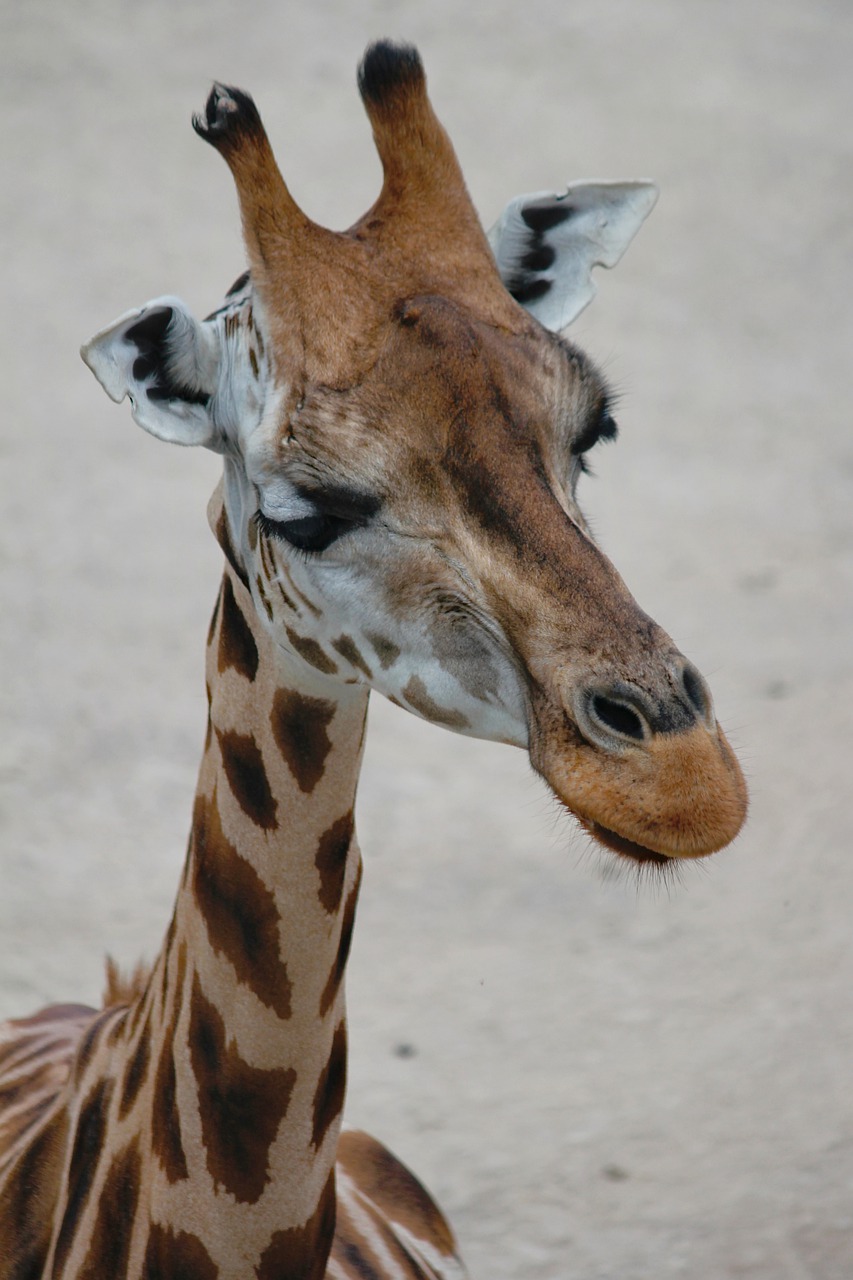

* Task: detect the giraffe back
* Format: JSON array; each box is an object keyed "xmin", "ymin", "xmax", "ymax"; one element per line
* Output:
[
  {"xmin": 0, "ymin": 1005, "xmax": 95, "ymax": 1172},
  {"xmin": 0, "ymin": 1004, "xmax": 95, "ymax": 1277}
]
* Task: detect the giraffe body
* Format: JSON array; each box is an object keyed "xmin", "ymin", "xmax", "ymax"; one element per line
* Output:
[{"xmin": 0, "ymin": 41, "xmax": 746, "ymax": 1278}]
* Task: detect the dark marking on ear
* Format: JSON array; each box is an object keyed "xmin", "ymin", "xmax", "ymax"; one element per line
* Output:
[
  {"xmin": 80, "ymin": 1140, "xmax": 141, "ymax": 1276},
  {"xmin": 256, "ymin": 1171, "xmax": 336, "ymax": 1280},
  {"xmin": 126, "ymin": 308, "xmax": 210, "ymax": 408},
  {"xmin": 311, "ymin": 1022, "xmax": 347, "ymax": 1151},
  {"xmin": 319, "ymin": 869, "xmax": 362, "ymax": 1017},
  {"xmin": 215, "ymin": 728, "xmax": 278, "ymax": 830},
  {"xmin": 217, "ymin": 575, "xmax": 259, "ymax": 681},
  {"xmin": 270, "ymin": 688, "xmax": 335, "ymax": 793},
  {"xmin": 191, "ymin": 791, "xmax": 292, "ymax": 1019},
  {"xmin": 501, "ymin": 198, "xmax": 575, "ymax": 308},
  {"xmin": 402, "ymin": 675, "xmax": 469, "ymax": 730},
  {"xmin": 521, "ymin": 201, "xmax": 574, "ymax": 233},
  {"xmin": 151, "ymin": 1035, "xmax": 188, "ymax": 1183},
  {"xmin": 0, "ymin": 1108, "xmax": 69, "ymax": 1280},
  {"xmin": 119, "ymin": 1015, "xmax": 150, "ymax": 1120},
  {"xmin": 331, "ymin": 634, "xmax": 372, "ymax": 679},
  {"xmin": 189, "ymin": 975, "xmax": 296, "ymax": 1203},
  {"xmin": 216, "ymin": 508, "xmax": 251, "ymax": 590},
  {"xmin": 315, "ymin": 812, "xmax": 355, "ymax": 914},
  {"xmin": 126, "ymin": 307, "xmax": 172, "ymax": 350},
  {"xmin": 142, "ymin": 1222, "xmax": 219, "ymax": 1280},
  {"xmin": 357, "ymin": 41, "xmax": 424, "ymax": 107},
  {"xmin": 507, "ymin": 275, "xmax": 552, "ymax": 306},
  {"xmin": 522, "ymin": 242, "xmax": 556, "ymax": 273},
  {"xmin": 285, "ymin": 627, "xmax": 339, "ymax": 675},
  {"xmin": 52, "ymin": 1079, "xmax": 115, "ymax": 1274}
]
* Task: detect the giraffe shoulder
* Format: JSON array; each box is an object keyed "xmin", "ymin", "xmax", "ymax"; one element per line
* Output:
[{"xmin": 332, "ymin": 1128, "xmax": 469, "ymax": 1280}]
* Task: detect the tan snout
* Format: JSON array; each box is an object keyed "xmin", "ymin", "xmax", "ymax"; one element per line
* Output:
[{"xmin": 532, "ymin": 665, "xmax": 748, "ymax": 863}]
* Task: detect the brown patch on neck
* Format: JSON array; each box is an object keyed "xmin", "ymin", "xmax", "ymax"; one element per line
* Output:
[
  {"xmin": 270, "ymin": 688, "xmax": 336, "ymax": 793},
  {"xmin": 215, "ymin": 727, "xmax": 279, "ymax": 830},
  {"xmin": 311, "ymin": 1022, "xmax": 348, "ymax": 1152},
  {"xmin": 216, "ymin": 573, "xmax": 260, "ymax": 681},
  {"xmin": 188, "ymin": 974, "xmax": 296, "ymax": 1204},
  {"xmin": 314, "ymin": 812, "xmax": 355, "ymax": 914},
  {"xmin": 256, "ymin": 1170, "xmax": 337, "ymax": 1280},
  {"xmin": 214, "ymin": 502, "xmax": 250, "ymax": 590},
  {"xmin": 191, "ymin": 790, "xmax": 293, "ymax": 1019},
  {"xmin": 319, "ymin": 867, "xmax": 362, "ymax": 1017},
  {"xmin": 141, "ymin": 1222, "xmax": 219, "ymax": 1280},
  {"xmin": 151, "ymin": 1035, "xmax": 189, "ymax": 1184}
]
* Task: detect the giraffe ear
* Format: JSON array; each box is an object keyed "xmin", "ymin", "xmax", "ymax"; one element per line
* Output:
[
  {"xmin": 487, "ymin": 181, "xmax": 658, "ymax": 332},
  {"xmin": 81, "ymin": 298, "xmax": 224, "ymax": 450}
]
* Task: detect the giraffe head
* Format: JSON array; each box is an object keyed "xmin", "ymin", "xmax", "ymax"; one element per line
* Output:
[{"xmin": 82, "ymin": 42, "xmax": 746, "ymax": 867}]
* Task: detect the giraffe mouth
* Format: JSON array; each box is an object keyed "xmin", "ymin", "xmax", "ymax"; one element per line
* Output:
[{"xmin": 577, "ymin": 818, "xmax": 672, "ymax": 866}]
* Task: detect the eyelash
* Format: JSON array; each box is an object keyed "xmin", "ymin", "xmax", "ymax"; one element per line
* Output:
[{"xmin": 254, "ymin": 509, "xmax": 352, "ymax": 553}]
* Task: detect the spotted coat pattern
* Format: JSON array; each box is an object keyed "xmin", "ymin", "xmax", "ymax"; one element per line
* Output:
[
  {"xmin": 0, "ymin": 554, "xmax": 464, "ymax": 1280},
  {"xmin": 0, "ymin": 36, "xmax": 746, "ymax": 1280}
]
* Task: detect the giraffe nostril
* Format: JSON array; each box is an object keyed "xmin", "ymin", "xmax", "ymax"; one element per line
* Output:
[
  {"xmin": 681, "ymin": 662, "xmax": 713, "ymax": 723},
  {"xmin": 589, "ymin": 694, "xmax": 646, "ymax": 741}
]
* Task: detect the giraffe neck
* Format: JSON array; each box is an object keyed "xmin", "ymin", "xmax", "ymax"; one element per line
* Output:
[{"xmin": 47, "ymin": 552, "xmax": 369, "ymax": 1278}]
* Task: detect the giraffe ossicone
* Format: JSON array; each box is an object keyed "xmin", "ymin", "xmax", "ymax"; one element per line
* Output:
[{"xmin": 1, "ymin": 39, "xmax": 746, "ymax": 1280}]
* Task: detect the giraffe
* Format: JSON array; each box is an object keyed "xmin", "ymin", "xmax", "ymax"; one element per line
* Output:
[{"xmin": 0, "ymin": 40, "xmax": 747, "ymax": 1280}]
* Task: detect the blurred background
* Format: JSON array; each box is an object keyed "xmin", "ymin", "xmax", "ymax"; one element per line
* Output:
[{"xmin": 1, "ymin": 2, "xmax": 851, "ymax": 1276}]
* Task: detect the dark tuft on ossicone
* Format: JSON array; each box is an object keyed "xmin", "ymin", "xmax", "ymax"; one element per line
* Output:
[
  {"xmin": 192, "ymin": 83, "xmax": 265, "ymax": 151},
  {"xmin": 357, "ymin": 40, "xmax": 425, "ymax": 106}
]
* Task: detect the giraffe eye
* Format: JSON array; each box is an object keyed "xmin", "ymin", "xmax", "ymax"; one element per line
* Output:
[{"xmin": 254, "ymin": 509, "xmax": 352, "ymax": 552}]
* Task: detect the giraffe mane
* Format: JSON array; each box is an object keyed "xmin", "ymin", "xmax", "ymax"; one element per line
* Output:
[{"xmin": 101, "ymin": 955, "xmax": 151, "ymax": 1008}]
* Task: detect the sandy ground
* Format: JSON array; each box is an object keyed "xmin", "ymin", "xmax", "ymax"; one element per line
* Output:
[{"xmin": 1, "ymin": 2, "xmax": 851, "ymax": 1276}]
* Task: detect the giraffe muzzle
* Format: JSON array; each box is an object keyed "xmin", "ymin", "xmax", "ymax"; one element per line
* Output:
[{"xmin": 529, "ymin": 660, "xmax": 747, "ymax": 864}]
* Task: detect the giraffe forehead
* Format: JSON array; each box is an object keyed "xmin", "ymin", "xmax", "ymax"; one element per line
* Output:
[{"xmin": 254, "ymin": 302, "xmax": 591, "ymax": 507}]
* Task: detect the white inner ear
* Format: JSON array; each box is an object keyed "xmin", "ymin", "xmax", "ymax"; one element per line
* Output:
[
  {"xmin": 81, "ymin": 296, "xmax": 224, "ymax": 451},
  {"xmin": 488, "ymin": 180, "xmax": 658, "ymax": 332}
]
